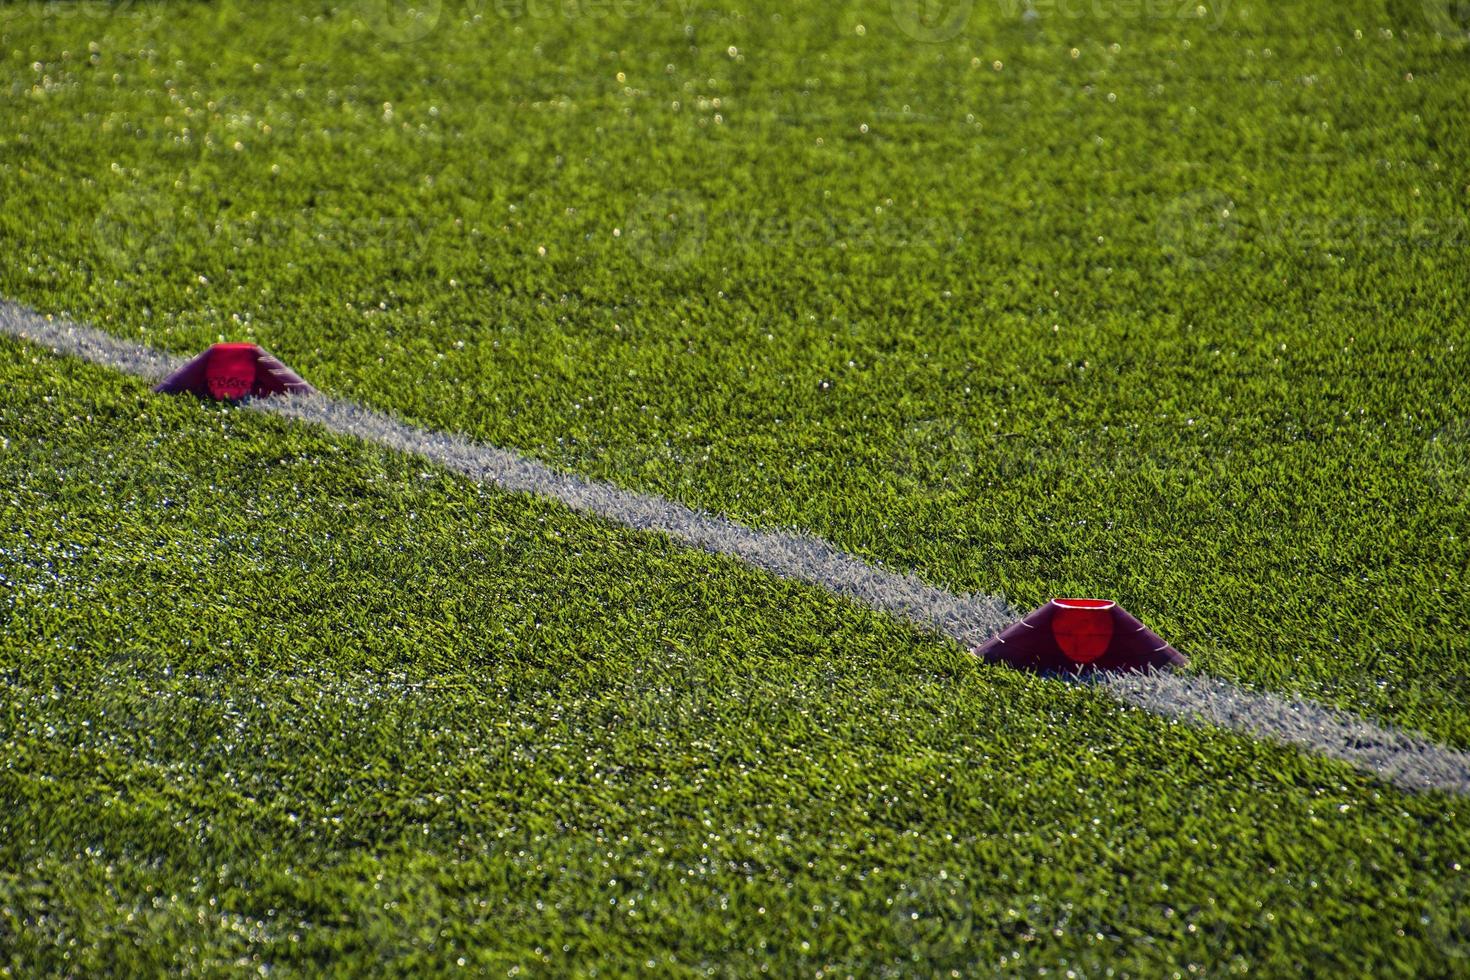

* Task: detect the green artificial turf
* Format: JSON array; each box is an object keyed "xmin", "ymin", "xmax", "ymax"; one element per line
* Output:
[
  {"xmin": 3, "ymin": 341, "xmax": 1470, "ymax": 975},
  {"xmin": 2, "ymin": 0, "xmax": 1468, "ymax": 746},
  {"xmin": 2, "ymin": 0, "xmax": 1470, "ymax": 972}
]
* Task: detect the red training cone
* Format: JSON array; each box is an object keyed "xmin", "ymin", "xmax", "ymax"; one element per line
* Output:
[
  {"xmin": 974, "ymin": 598, "xmax": 1187, "ymax": 674},
  {"xmin": 154, "ymin": 343, "xmax": 314, "ymax": 401}
]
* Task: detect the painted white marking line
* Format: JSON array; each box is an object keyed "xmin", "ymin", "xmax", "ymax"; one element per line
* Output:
[{"xmin": 5, "ymin": 300, "xmax": 1468, "ymax": 797}]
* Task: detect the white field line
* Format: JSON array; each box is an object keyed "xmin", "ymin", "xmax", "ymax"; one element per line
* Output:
[{"xmin": 4, "ymin": 300, "xmax": 1469, "ymax": 797}]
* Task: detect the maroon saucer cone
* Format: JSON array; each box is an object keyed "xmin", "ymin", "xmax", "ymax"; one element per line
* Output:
[
  {"xmin": 154, "ymin": 343, "xmax": 314, "ymax": 401},
  {"xmin": 975, "ymin": 598, "xmax": 1187, "ymax": 674}
]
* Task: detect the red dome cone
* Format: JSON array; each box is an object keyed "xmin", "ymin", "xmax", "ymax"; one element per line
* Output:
[
  {"xmin": 154, "ymin": 343, "xmax": 314, "ymax": 401},
  {"xmin": 975, "ymin": 598, "xmax": 1187, "ymax": 674}
]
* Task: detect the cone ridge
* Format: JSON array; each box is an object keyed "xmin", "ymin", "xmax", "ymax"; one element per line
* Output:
[
  {"xmin": 974, "ymin": 598, "xmax": 1187, "ymax": 674},
  {"xmin": 154, "ymin": 343, "xmax": 314, "ymax": 400}
]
